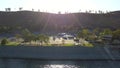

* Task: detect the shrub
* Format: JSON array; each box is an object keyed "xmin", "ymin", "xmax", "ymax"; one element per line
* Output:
[{"xmin": 1, "ymin": 38, "xmax": 9, "ymax": 45}]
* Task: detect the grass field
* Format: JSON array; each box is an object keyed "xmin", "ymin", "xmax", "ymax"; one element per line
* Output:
[
  {"xmin": 0, "ymin": 42, "xmax": 20, "ymax": 46},
  {"xmin": 83, "ymin": 43, "xmax": 94, "ymax": 47},
  {"xmin": 0, "ymin": 38, "xmax": 94, "ymax": 47},
  {"xmin": 6, "ymin": 42, "xmax": 20, "ymax": 46},
  {"xmin": 0, "ymin": 41, "xmax": 94, "ymax": 47}
]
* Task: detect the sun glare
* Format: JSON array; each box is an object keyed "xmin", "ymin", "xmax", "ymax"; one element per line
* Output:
[
  {"xmin": 24, "ymin": 0, "xmax": 96, "ymax": 13},
  {"xmin": 42, "ymin": 64, "xmax": 78, "ymax": 68}
]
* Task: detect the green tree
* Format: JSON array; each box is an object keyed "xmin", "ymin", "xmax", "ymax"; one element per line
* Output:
[
  {"xmin": 7, "ymin": 8, "xmax": 11, "ymax": 12},
  {"xmin": 19, "ymin": 7, "xmax": 22, "ymax": 11},
  {"xmin": 102, "ymin": 29, "xmax": 112, "ymax": 35},
  {"xmin": 77, "ymin": 29, "xmax": 90, "ymax": 39},
  {"xmin": 37, "ymin": 34, "xmax": 49, "ymax": 45},
  {"xmin": 87, "ymin": 33, "xmax": 97, "ymax": 41},
  {"xmin": 93, "ymin": 28, "xmax": 99, "ymax": 35},
  {"xmin": 21, "ymin": 29, "xmax": 33, "ymax": 42},
  {"xmin": 99, "ymin": 28, "xmax": 112, "ymax": 38},
  {"xmin": 15, "ymin": 34, "xmax": 21, "ymax": 39},
  {"xmin": 58, "ymin": 11, "xmax": 61, "ymax": 14},
  {"xmin": 91, "ymin": 28, "xmax": 100, "ymax": 40},
  {"xmin": 112, "ymin": 29, "xmax": 120, "ymax": 41},
  {"xmin": 1, "ymin": 38, "xmax": 9, "ymax": 45}
]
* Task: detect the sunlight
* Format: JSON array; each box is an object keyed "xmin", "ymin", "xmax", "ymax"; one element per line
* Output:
[
  {"xmin": 50, "ymin": 65, "xmax": 64, "ymax": 68},
  {"xmin": 23, "ymin": 0, "xmax": 96, "ymax": 13},
  {"xmin": 42, "ymin": 64, "xmax": 78, "ymax": 68},
  {"xmin": 42, "ymin": 65, "xmax": 64, "ymax": 68}
]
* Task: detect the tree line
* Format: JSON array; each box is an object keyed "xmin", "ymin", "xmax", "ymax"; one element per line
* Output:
[
  {"xmin": 77, "ymin": 28, "xmax": 120, "ymax": 42},
  {"xmin": 4, "ymin": 7, "xmax": 110, "ymax": 14},
  {"xmin": 17, "ymin": 29, "xmax": 49, "ymax": 45},
  {"xmin": 1, "ymin": 28, "xmax": 120, "ymax": 46}
]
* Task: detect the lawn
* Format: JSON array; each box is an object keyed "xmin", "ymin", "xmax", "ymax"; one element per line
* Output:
[
  {"xmin": 0, "ymin": 41, "xmax": 93, "ymax": 47},
  {"xmin": 83, "ymin": 43, "xmax": 94, "ymax": 47},
  {"xmin": 63, "ymin": 43, "xmax": 74, "ymax": 46},
  {"xmin": 6, "ymin": 42, "xmax": 20, "ymax": 46}
]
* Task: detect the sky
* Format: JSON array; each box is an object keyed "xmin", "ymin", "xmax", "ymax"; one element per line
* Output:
[{"xmin": 0, "ymin": 0, "xmax": 120, "ymax": 13}]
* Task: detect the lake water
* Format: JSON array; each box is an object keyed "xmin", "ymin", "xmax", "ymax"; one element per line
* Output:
[{"xmin": 1, "ymin": 59, "xmax": 120, "ymax": 68}]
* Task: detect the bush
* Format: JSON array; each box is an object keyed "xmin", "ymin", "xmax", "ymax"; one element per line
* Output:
[{"xmin": 1, "ymin": 38, "xmax": 9, "ymax": 45}]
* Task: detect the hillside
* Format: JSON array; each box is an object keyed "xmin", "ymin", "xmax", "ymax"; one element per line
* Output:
[{"xmin": 0, "ymin": 11, "xmax": 120, "ymax": 34}]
